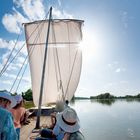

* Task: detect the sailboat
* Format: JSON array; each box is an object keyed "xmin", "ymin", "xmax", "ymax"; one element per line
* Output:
[
  {"xmin": 0, "ymin": 7, "xmax": 84, "ymax": 136},
  {"xmin": 24, "ymin": 7, "xmax": 84, "ymax": 129}
]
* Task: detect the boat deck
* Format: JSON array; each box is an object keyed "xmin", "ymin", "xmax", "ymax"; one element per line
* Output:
[{"xmin": 20, "ymin": 116, "xmax": 52, "ymax": 140}]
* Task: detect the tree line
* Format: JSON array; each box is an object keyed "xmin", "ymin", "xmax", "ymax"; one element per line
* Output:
[
  {"xmin": 10, "ymin": 89, "xmax": 140, "ymax": 101},
  {"xmin": 90, "ymin": 92, "xmax": 140, "ymax": 99}
]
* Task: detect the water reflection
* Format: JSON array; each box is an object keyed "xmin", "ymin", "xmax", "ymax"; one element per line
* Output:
[
  {"xmin": 90, "ymin": 99, "xmax": 116, "ymax": 106},
  {"xmin": 125, "ymin": 98, "xmax": 140, "ymax": 102},
  {"xmin": 70, "ymin": 98, "xmax": 140, "ymax": 106},
  {"xmin": 70, "ymin": 99, "xmax": 140, "ymax": 140}
]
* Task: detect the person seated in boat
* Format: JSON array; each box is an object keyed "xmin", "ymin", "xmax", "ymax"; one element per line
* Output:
[
  {"xmin": 10, "ymin": 94, "xmax": 26, "ymax": 140},
  {"xmin": 50, "ymin": 100, "xmax": 70, "ymax": 129},
  {"xmin": 0, "ymin": 90, "xmax": 18, "ymax": 140},
  {"xmin": 35, "ymin": 107, "xmax": 82, "ymax": 140}
]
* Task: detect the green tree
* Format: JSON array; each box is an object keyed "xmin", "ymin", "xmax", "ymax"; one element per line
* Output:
[{"xmin": 22, "ymin": 89, "xmax": 33, "ymax": 101}]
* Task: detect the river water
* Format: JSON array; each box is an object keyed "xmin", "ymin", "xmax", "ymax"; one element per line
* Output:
[{"xmin": 70, "ymin": 99, "xmax": 140, "ymax": 140}]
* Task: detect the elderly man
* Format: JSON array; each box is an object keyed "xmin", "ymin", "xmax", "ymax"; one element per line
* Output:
[{"xmin": 0, "ymin": 90, "xmax": 18, "ymax": 140}]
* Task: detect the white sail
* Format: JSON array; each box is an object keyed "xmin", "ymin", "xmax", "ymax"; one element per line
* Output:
[{"xmin": 24, "ymin": 19, "xmax": 83, "ymax": 106}]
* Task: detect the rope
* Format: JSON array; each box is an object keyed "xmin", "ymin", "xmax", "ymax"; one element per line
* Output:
[
  {"xmin": 0, "ymin": 43, "xmax": 26, "ymax": 77},
  {"xmin": 64, "ymin": 49, "xmax": 79, "ymax": 99},
  {"xmin": 51, "ymin": 21, "xmax": 65, "ymax": 101},
  {"xmin": 9, "ymin": 55, "xmax": 28, "ymax": 92},
  {"xmin": 10, "ymin": 18, "xmax": 46, "ymax": 93},
  {"xmin": 51, "ymin": 21, "xmax": 80, "ymax": 101},
  {"xmin": 11, "ymin": 10, "xmax": 50, "ymax": 92},
  {"xmin": 15, "ymin": 62, "xmax": 28, "ymax": 92},
  {"xmin": 0, "ymin": 34, "xmax": 20, "ymax": 76},
  {"xmin": 0, "ymin": 10, "xmax": 49, "ymax": 78}
]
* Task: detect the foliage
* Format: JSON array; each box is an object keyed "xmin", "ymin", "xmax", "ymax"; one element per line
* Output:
[
  {"xmin": 22, "ymin": 89, "xmax": 33, "ymax": 101},
  {"xmin": 90, "ymin": 93, "xmax": 116, "ymax": 99},
  {"xmin": 90, "ymin": 93, "xmax": 140, "ymax": 100},
  {"xmin": 23, "ymin": 101, "xmax": 35, "ymax": 109}
]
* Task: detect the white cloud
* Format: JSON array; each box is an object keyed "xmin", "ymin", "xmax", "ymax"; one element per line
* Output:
[
  {"xmin": 7, "ymin": 64, "xmax": 17, "ymax": 71},
  {"xmin": 120, "ymin": 80, "xmax": 128, "ymax": 84},
  {"xmin": 108, "ymin": 61, "xmax": 126, "ymax": 73},
  {"xmin": 17, "ymin": 0, "xmax": 46, "ymax": 20},
  {"xmin": 22, "ymin": 76, "xmax": 31, "ymax": 83},
  {"xmin": 13, "ymin": 0, "xmax": 24, "ymax": 7},
  {"xmin": 52, "ymin": 7, "xmax": 73, "ymax": 19},
  {"xmin": 2, "ymin": 0, "xmax": 45, "ymax": 34},
  {"xmin": 2, "ymin": 0, "xmax": 74, "ymax": 34},
  {"xmin": 1, "ymin": 80, "xmax": 12, "ymax": 85},
  {"xmin": 3, "ymin": 72, "xmax": 30, "ymax": 83},
  {"xmin": 120, "ymin": 11, "xmax": 128, "ymax": 29},
  {"xmin": 103, "ymin": 82, "xmax": 116, "ymax": 89},
  {"xmin": 115, "ymin": 68, "xmax": 121, "ymax": 73},
  {"xmin": 0, "ymin": 38, "xmax": 26, "ymax": 54},
  {"xmin": 108, "ymin": 61, "xmax": 119, "ymax": 69},
  {"xmin": 2, "ymin": 8, "xmax": 28, "ymax": 34},
  {"xmin": 0, "ymin": 38, "xmax": 27, "ymax": 75},
  {"xmin": 0, "ymin": 64, "xmax": 2, "ymax": 70},
  {"xmin": 0, "ymin": 38, "xmax": 15, "ymax": 50},
  {"xmin": 57, "ymin": 0, "xmax": 61, "ymax": 6},
  {"xmin": 3, "ymin": 73, "xmax": 17, "ymax": 79},
  {"xmin": 115, "ymin": 68, "xmax": 126, "ymax": 73},
  {"xmin": 18, "ymin": 56, "xmax": 25, "ymax": 63}
]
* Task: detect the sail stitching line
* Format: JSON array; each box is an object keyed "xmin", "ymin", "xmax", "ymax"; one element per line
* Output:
[{"xmin": 27, "ymin": 42, "xmax": 80, "ymax": 45}]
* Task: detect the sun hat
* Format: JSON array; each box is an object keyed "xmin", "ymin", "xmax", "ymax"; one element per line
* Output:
[
  {"xmin": 56, "ymin": 107, "xmax": 80, "ymax": 133},
  {"xmin": 0, "ymin": 90, "xmax": 17, "ymax": 108},
  {"xmin": 14, "ymin": 94, "xmax": 23, "ymax": 104}
]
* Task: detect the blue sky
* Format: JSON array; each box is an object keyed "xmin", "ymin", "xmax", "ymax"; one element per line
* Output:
[{"xmin": 0, "ymin": 0, "xmax": 140, "ymax": 97}]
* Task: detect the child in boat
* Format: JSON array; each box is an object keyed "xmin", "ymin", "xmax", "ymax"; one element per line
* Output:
[
  {"xmin": 35, "ymin": 107, "xmax": 84, "ymax": 140},
  {"xmin": 0, "ymin": 90, "xmax": 18, "ymax": 140},
  {"xmin": 10, "ymin": 95, "xmax": 26, "ymax": 140}
]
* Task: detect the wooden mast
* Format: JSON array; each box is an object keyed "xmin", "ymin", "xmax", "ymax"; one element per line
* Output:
[{"xmin": 35, "ymin": 7, "xmax": 52, "ymax": 129}]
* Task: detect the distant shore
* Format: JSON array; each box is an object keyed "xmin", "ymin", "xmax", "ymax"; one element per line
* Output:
[{"xmin": 74, "ymin": 92, "xmax": 140, "ymax": 100}]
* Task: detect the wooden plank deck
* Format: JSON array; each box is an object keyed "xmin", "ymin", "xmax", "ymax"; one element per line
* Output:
[{"xmin": 20, "ymin": 116, "xmax": 52, "ymax": 140}]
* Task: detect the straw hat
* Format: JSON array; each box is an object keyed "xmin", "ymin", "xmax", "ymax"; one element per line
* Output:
[
  {"xmin": 0, "ymin": 90, "xmax": 17, "ymax": 108},
  {"xmin": 56, "ymin": 107, "xmax": 80, "ymax": 133}
]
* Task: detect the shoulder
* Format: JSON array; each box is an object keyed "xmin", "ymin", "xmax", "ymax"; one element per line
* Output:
[
  {"xmin": 0, "ymin": 107, "xmax": 12, "ymax": 117},
  {"xmin": 0, "ymin": 108, "xmax": 13, "ymax": 131},
  {"xmin": 69, "ymin": 131, "xmax": 85, "ymax": 140},
  {"xmin": 53, "ymin": 123, "xmax": 60, "ymax": 130},
  {"xmin": 53, "ymin": 123, "xmax": 62, "ymax": 134}
]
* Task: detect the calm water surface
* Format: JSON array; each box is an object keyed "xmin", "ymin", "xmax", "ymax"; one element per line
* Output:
[{"xmin": 70, "ymin": 99, "xmax": 140, "ymax": 140}]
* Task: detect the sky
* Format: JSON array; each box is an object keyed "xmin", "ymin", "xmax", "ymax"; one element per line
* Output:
[{"xmin": 0, "ymin": 0, "xmax": 140, "ymax": 97}]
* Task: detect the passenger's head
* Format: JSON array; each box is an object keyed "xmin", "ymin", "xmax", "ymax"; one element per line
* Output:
[
  {"xmin": 13, "ymin": 94, "xmax": 23, "ymax": 109},
  {"xmin": 56, "ymin": 107, "xmax": 80, "ymax": 133},
  {"xmin": 0, "ymin": 90, "xmax": 16, "ymax": 109}
]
